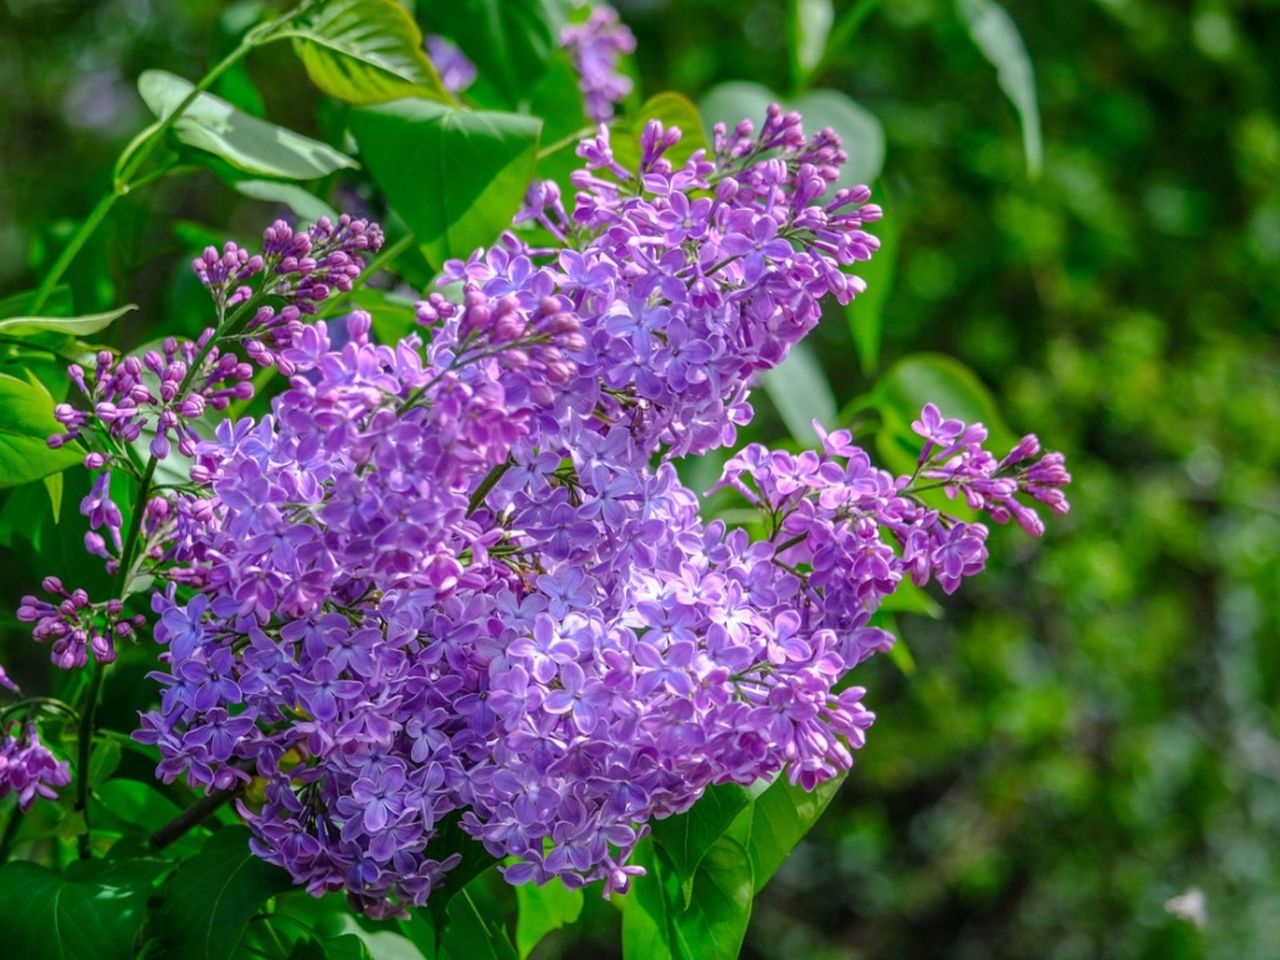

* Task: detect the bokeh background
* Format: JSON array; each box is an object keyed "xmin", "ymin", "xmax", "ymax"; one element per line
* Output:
[{"xmin": 2, "ymin": 1, "xmax": 1279, "ymax": 958}]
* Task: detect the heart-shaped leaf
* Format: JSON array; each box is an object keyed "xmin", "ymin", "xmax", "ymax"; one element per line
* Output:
[
  {"xmin": 352, "ymin": 99, "xmax": 541, "ymax": 267},
  {"xmin": 0, "ymin": 858, "xmax": 167, "ymax": 960},
  {"xmin": 160, "ymin": 825, "xmax": 294, "ymax": 960}
]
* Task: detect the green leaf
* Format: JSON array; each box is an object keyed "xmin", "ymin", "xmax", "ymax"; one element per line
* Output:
[
  {"xmin": 878, "ymin": 578, "xmax": 943, "ymax": 619},
  {"xmin": 0, "ymin": 372, "xmax": 81, "ymax": 488},
  {"xmin": 0, "ymin": 858, "xmax": 163, "ymax": 960},
  {"xmin": 425, "ymin": 0, "xmax": 566, "ymax": 109},
  {"xmin": 846, "ymin": 181, "xmax": 896, "ymax": 375},
  {"xmin": 670, "ymin": 838, "xmax": 754, "ymax": 960},
  {"xmin": 0, "ymin": 303, "xmax": 135, "ymax": 339},
  {"xmin": 441, "ymin": 890, "xmax": 519, "ymax": 960},
  {"xmin": 323, "ymin": 288, "xmax": 419, "ymax": 345},
  {"xmin": 352, "ymin": 100, "xmax": 541, "ymax": 267},
  {"xmin": 789, "ymin": 0, "xmax": 835, "ymax": 83},
  {"xmin": 729, "ymin": 772, "xmax": 846, "ymax": 893},
  {"xmin": 651, "ymin": 783, "xmax": 752, "ymax": 908},
  {"xmin": 701, "ymin": 81, "xmax": 884, "ymax": 189},
  {"xmin": 955, "ymin": 0, "xmax": 1042, "ymax": 178},
  {"xmin": 160, "ymin": 825, "xmax": 294, "ymax": 960},
  {"xmin": 619, "ymin": 840, "xmax": 675, "ymax": 960},
  {"xmin": 88, "ymin": 738, "xmax": 122, "ymax": 788},
  {"xmin": 611, "ymin": 92, "xmax": 710, "ymax": 172},
  {"xmin": 93, "ymin": 778, "xmax": 184, "ymax": 831},
  {"xmin": 872, "ymin": 352, "xmax": 1016, "ymax": 461},
  {"xmin": 281, "ymin": 0, "xmax": 451, "ymax": 106},
  {"xmin": 514, "ymin": 877, "xmax": 583, "ymax": 958},
  {"xmin": 419, "ymin": 812, "xmax": 500, "ymax": 933},
  {"xmin": 137, "ymin": 70, "xmax": 358, "ymax": 180},
  {"xmin": 233, "ymin": 179, "xmax": 340, "ymax": 224},
  {"xmin": 759, "ymin": 341, "xmax": 838, "ymax": 445}
]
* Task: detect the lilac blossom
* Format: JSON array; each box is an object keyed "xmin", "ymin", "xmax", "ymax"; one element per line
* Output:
[
  {"xmin": 426, "ymin": 35, "xmax": 476, "ymax": 95},
  {"xmin": 23, "ymin": 98, "xmax": 1071, "ymax": 919},
  {"xmin": 0, "ymin": 723, "xmax": 72, "ymax": 810},
  {"xmin": 562, "ymin": 6, "xmax": 636, "ymax": 122}
]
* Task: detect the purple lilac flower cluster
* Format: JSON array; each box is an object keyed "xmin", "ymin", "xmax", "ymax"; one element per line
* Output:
[
  {"xmin": 0, "ymin": 723, "xmax": 71, "ymax": 811},
  {"xmin": 561, "ymin": 5, "xmax": 636, "ymax": 122},
  {"xmin": 110, "ymin": 113, "xmax": 1068, "ymax": 917},
  {"xmin": 425, "ymin": 35, "xmax": 476, "ymax": 95},
  {"xmin": 19, "ymin": 77, "xmax": 1068, "ymax": 913}
]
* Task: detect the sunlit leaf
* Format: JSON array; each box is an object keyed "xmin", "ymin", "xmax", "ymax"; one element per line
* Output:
[
  {"xmin": 700, "ymin": 81, "xmax": 884, "ymax": 188},
  {"xmin": 352, "ymin": 99, "xmax": 541, "ymax": 267},
  {"xmin": 955, "ymin": 0, "xmax": 1043, "ymax": 178},
  {"xmin": 138, "ymin": 70, "xmax": 357, "ymax": 180},
  {"xmin": 651, "ymin": 783, "xmax": 751, "ymax": 908},
  {"xmin": 514, "ymin": 878, "xmax": 583, "ymax": 958},
  {"xmin": 760, "ymin": 341, "xmax": 838, "ymax": 445},
  {"xmin": 281, "ymin": 0, "xmax": 452, "ymax": 105},
  {"xmin": 846, "ymin": 181, "xmax": 896, "ymax": 375},
  {"xmin": 0, "ymin": 372, "xmax": 81, "ymax": 488},
  {"xmin": 0, "ymin": 303, "xmax": 135, "ymax": 339},
  {"xmin": 611, "ymin": 92, "xmax": 710, "ymax": 172}
]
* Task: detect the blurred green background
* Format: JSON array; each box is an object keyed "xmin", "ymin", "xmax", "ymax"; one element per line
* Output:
[{"xmin": 2, "ymin": 0, "xmax": 1279, "ymax": 958}]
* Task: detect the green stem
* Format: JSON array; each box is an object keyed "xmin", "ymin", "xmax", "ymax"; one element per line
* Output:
[
  {"xmin": 30, "ymin": 190, "xmax": 122, "ymax": 314},
  {"xmin": 0, "ymin": 803, "xmax": 25, "ymax": 861},
  {"xmin": 74, "ymin": 662, "xmax": 105, "ymax": 859},
  {"xmin": 811, "ymin": 0, "xmax": 882, "ymax": 80},
  {"xmin": 30, "ymin": 0, "xmax": 318, "ymax": 314}
]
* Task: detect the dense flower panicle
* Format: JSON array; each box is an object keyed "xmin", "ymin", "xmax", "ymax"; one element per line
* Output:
[
  {"xmin": 561, "ymin": 6, "xmax": 636, "ymax": 122},
  {"xmin": 0, "ymin": 723, "xmax": 71, "ymax": 810},
  {"xmin": 31, "ymin": 101, "xmax": 1069, "ymax": 917},
  {"xmin": 426, "ymin": 35, "xmax": 476, "ymax": 94}
]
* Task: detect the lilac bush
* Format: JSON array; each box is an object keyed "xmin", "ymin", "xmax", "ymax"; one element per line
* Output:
[{"xmin": 12, "ymin": 107, "xmax": 1069, "ymax": 916}]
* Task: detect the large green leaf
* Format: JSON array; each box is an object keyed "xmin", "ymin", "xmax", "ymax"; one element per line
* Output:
[
  {"xmin": 514, "ymin": 877, "xmax": 583, "ymax": 958},
  {"xmin": 620, "ymin": 840, "xmax": 676, "ymax": 960},
  {"xmin": 280, "ymin": 0, "xmax": 451, "ymax": 106},
  {"xmin": 441, "ymin": 889, "xmax": 519, "ymax": 960},
  {"xmin": 352, "ymin": 100, "xmax": 541, "ymax": 266},
  {"xmin": 670, "ymin": 839, "xmax": 754, "ymax": 960},
  {"xmin": 700, "ymin": 81, "xmax": 884, "ymax": 189},
  {"xmin": 789, "ymin": 0, "xmax": 835, "ymax": 84},
  {"xmin": 424, "ymin": 0, "xmax": 566, "ymax": 109},
  {"xmin": 138, "ymin": 70, "xmax": 357, "ymax": 180},
  {"xmin": 760, "ymin": 341, "xmax": 838, "ymax": 445},
  {"xmin": 955, "ymin": 0, "xmax": 1042, "ymax": 178},
  {"xmin": 871, "ymin": 352, "xmax": 1017, "ymax": 474},
  {"xmin": 418, "ymin": 813, "xmax": 500, "ymax": 934},
  {"xmin": 846, "ymin": 181, "xmax": 896, "ymax": 375},
  {"xmin": 0, "ymin": 372, "xmax": 81, "ymax": 487},
  {"xmin": 611, "ymin": 92, "xmax": 710, "ymax": 173},
  {"xmin": 0, "ymin": 858, "xmax": 165, "ymax": 960},
  {"xmin": 650, "ymin": 783, "xmax": 752, "ymax": 907},
  {"xmin": 0, "ymin": 303, "xmax": 135, "ymax": 339},
  {"xmin": 728, "ymin": 772, "xmax": 846, "ymax": 893},
  {"xmin": 160, "ymin": 825, "xmax": 294, "ymax": 960}
]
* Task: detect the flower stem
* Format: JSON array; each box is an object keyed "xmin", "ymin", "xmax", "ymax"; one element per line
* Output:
[
  {"xmin": 74, "ymin": 661, "xmax": 106, "ymax": 859},
  {"xmin": 149, "ymin": 783, "xmax": 242, "ymax": 850},
  {"xmin": 28, "ymin": 0, "xmax": 317, "ymax": 313}
]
